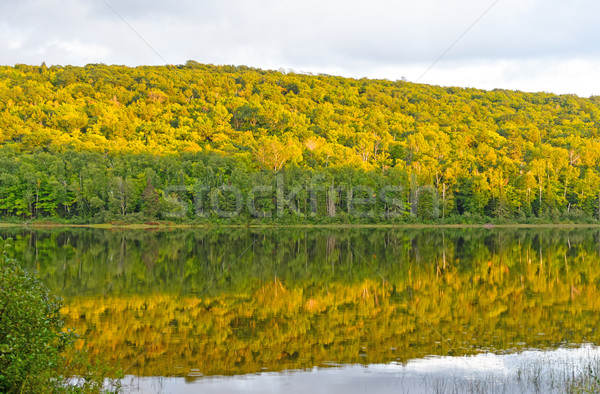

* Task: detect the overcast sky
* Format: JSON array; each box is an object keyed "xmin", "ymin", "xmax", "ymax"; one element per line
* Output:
[{"xmin": 1, "ymin": 0, "xmax": 599, "ymax": 96}]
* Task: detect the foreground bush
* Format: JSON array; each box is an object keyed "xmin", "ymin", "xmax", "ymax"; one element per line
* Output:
[{"xmin": 0, "ymin": 242, "xmax": 116, "ymax": 393}]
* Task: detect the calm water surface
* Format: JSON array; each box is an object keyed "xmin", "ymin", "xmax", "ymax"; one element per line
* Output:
[{"xmin": 3, "ymin": 227, "xmax": 600, "ymax": 393}]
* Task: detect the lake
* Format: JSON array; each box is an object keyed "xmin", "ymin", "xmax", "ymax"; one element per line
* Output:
[{"xmin": 3, "ymin": 226, "xmax": 600, "ymax": 393}]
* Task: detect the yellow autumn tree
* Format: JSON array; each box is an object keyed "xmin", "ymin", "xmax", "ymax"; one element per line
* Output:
[{"xmin": 253, "ymin": 135, "xmax": 302, "ymax": 172}]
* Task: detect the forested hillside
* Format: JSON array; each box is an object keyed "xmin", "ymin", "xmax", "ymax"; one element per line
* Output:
[{"xmin": 1, "ymin": 61, "xmax": 600, "ymax": 223}]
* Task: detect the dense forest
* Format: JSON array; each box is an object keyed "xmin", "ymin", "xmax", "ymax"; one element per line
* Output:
[{"xmin": 2, "ymin": 62, "xmax": 600, "ymax": 223}]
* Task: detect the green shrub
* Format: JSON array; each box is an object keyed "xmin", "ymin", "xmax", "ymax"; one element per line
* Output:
[
  {"xmin": 0, "ymin": 250, "xmax": 74, "ymax": 392},
  {"xmin": 0, "ymin": 241, "xmax": 118, "ymax": 393}
]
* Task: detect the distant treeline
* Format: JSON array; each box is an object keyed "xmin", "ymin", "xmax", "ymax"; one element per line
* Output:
[{"xmin": 2, "ymin": 62, "xmax": 600, "ymax": 222}]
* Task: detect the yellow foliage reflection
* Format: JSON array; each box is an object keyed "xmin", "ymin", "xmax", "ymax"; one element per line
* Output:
[{"xmin": 63, "ymin": 261, "xmax": 600, "ymax": 378}]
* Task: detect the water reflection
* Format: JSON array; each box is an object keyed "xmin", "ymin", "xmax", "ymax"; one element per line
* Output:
[
  {"xmin": 2, "ymin": 227, "xmax": 600, "ymax": 378},
  {"xmin": 121, "ymin": 345, "xmax": 600, "ymax": 394}
]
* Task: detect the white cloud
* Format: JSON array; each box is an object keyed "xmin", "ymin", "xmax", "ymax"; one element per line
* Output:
[
  {"xmin": 52, "ymin": 40, "xmax": 111, "ymax": 63},
  {"xmin": 408, "ymin": 57, "xmax": 600, "ymax": 97},
  {"xmin": 8, "ymin": 40, "xmax": 22, "ymax": 49}
]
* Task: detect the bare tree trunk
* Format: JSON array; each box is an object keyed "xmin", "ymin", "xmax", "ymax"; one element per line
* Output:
[
  {"xmin": 118, "ymin": 177, "xmax": 126, "ymax": 215},
  {"xmin": 539, "ymin": 184, "xmax": 542, "ymax": 214},
  {"xmin": 327, "ymin": 184, "xmax": 336, "ymax": 217},
  {"xmin": 442, "ymin": 182, "xmax": 447, "ymax": 219}
]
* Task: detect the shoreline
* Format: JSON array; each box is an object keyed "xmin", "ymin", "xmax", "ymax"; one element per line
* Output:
[{"xmin": 2, "ymin": 222, "xmax": 600, "ymax": 230}]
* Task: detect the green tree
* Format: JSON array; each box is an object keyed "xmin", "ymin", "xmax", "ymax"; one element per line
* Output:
[
  {"xmin": 141, "ymin": 177, "xmax": 160, "ymax": 219},
  {"xmin": 417, "ymin": 185, "xmax": 439, "ymax": 221},
  {"xmin": 0, "ymin": 246, "xmax": 75, "ymax": 392},
  {"xmin": 108, "ymin": 175, "xmax": 136, "ymax": 216}
]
